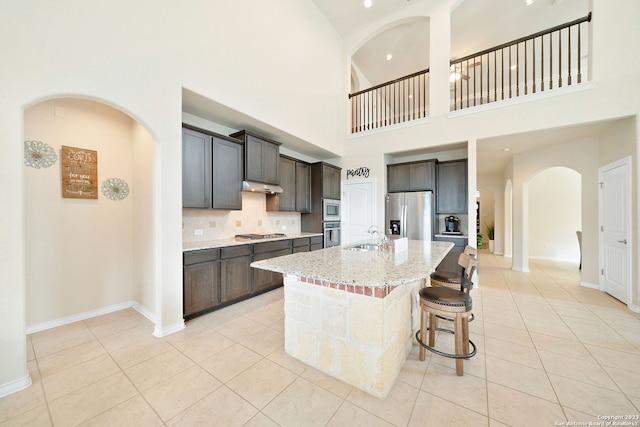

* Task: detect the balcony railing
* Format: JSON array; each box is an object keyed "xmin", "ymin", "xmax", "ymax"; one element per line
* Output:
[
  {"xmin": 348, "ymin": 68, "xmax": 429, "ymax": 133},
  {"xmin": 348, "ymin": 13, "xmax": 592, "ymax": 133},
  {"xmin": 450, "ymin": 12, "xmax": 592, "ymax": 110}
]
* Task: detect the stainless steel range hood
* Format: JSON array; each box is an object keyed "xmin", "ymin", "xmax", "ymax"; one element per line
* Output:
[{"xmin": 242, "ymin": 180, "xmax": 283, "ymax": 194}]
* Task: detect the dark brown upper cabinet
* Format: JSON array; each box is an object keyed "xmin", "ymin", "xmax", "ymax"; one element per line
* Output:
[
  {"xmin": 267, "ymin": 156, "xmax": 311, "ymax": 213},
  {"xmin": 387, "ymin": 160, "xmax": 435, "ymax": 193},
  {"xmin": 182, "ymin": 126, "xmax": 243, "ymax": 210},
  {"xmin": 229, "ymin": 130, "xmax": 281, "ymax": 185},
  {"xmin": 436, "ymin": 159, "xmax": 468, "ymax": 213}
]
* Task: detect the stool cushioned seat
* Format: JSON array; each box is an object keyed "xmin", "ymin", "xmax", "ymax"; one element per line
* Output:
[
  {"xmin": 429, "ymin": 270, "xmax": 459, "ymax": 284},
  {"xmin": 418, "ymin": 287, "xmax": 470, "ymax": 311}
]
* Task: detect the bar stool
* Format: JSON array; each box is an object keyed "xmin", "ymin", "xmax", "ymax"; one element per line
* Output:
[
  {"xmin": 416, "ymin": 253, "xmax": 478, "ymax": 376},
  {"xmin": 430, "ymin": 245, "xmax": 477, "ymax": 290}
]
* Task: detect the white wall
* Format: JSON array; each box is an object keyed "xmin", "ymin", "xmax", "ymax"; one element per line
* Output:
[
  {"xmin": 24, "ymin": 99, "xmax": 138, "ymax": 326},
  {"xmin": 0, "ymin": 0, "xmax": 639, "ymax": 396},
  {"xmin": 0, "ymin": 0, "xmax": 344, "ymax": 392},
  {"xmin": 528, "ymin": 167, "xmax": 582, "ymax": 262},
  {"xmin": 132, "ymin": 121, "xmax": 157, "ymax": 316}
]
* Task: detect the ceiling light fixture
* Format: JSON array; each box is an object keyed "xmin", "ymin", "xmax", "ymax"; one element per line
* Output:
[
  {"xmin": 364, "ymin": 0, "xmax": 372, "ymax": 8},
  {"xmin": 503, "ymin": 148, "xmax": 511, "ymax": 152},
  {"xmin": 386, "ymin": 53, "xmax": 392, "ymax": 61},
  {"xmin": 525, "ymin": 0, "xmax": 535, "ymax": 5}
]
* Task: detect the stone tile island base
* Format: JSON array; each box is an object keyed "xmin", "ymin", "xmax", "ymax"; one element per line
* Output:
[{"xmin": 283, "ymin": 273, "xmax": 425, "ymax": 399}]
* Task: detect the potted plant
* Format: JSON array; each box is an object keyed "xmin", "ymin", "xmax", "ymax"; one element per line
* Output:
[
  {"xmin": 485, "ymin": 222, "xmax": 495, "ymax": 253},
  {"xmin": 477, "ymin": 233, "xmax": 483, "ymax": 248}
]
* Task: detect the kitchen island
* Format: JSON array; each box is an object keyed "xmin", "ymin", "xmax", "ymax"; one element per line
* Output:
[{"xmin": 251, "ymin": 240, "xmax": 453, "ymax": 398}]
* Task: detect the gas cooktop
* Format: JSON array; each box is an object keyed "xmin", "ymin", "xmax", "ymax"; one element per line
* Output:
[{"xmin": 235, "ymin": 233, "xmax": 287, "ymax": 240}]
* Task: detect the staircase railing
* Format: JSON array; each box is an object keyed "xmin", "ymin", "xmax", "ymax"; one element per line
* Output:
[
  {"xmin": 450, "ymin": 12, "xmax": 592, "ymax": 110},
  {"xmin": 348, "ymin": 13, "xmax": 592, "ymax": 132},
  {"xmin": 348, "ymin": 68, "xmax": 429, "ymax": 133}
]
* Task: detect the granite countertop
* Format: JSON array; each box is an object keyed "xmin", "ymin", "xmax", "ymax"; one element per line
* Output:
[
  {"xmin": 251, "ymin": 240, "xmax": 453, "ymax": 287},
  {"xmin": 183, "ymin": 232, "xmax": 323, "ymax": 252}
]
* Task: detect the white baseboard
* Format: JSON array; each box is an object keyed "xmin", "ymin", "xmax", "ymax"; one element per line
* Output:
[
  {"xmin": 627, "ymin": 303, "xmax": 640, "ymax": 313},
  {"xmin": 26, "ymin": 301, "xmax": 157, "ymax": 335},
  {"xmin": 0, "ymin": 374, "xmax": 31, "ymax": 398},
  {"xmin": 153, "ymin": 320, "xmax": 185, "ymax": 338},
  {"xmin": 580, "ymin": 281, "xmax": 599, "ymax": 290},
  {"xmin": 131, "ymin": 302, "xmax": 156, "ymax": 324}
]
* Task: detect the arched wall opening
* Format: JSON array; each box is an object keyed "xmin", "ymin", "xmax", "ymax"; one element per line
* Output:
[
  {"xmin": 526, "ymin": 166, "xmax": 582, "ymax": 265},
  {"xmin": 23, "ymin": 97, "xmax": 157, "ymax": 331},
  {"xmin": 349, "ymin": 16, "xmax": 430, "ymax": 92}
]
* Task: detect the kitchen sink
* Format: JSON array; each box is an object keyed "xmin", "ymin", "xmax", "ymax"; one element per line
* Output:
[{"xmin": 344, "ymin": 243, "xmax": 383, "ymax": 252}]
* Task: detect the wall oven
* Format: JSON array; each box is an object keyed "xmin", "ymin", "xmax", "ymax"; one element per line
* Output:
[
  {"xmin": 323, "ymin": 199, "xmax": 341, "ymax": 222},
  {"xmin": 323, "ymin": 222, "xmax": 341, "ymax": 248}
]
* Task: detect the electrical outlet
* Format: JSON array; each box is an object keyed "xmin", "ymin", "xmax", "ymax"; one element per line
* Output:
[
  {"xmin": 194, "ymin": 229, "xmax": 204, "ymax": 236},
  {"xmin": 210, "ymin": 221, "xmax": 216, "ymax": 228},
  {"xmin": 276, "ymin": 220, "xmax": 280, "ymax": 225},
  {"xmin": 236, "ymin": 220, "xmax": 241, "ymax": 227},
  {"xmin": 258, "ymin": 220, "xmax": 262, "ymax": 226},
  {"xmin": 282, "ymin": 225, "xmax": 287, "ymax": 230}
]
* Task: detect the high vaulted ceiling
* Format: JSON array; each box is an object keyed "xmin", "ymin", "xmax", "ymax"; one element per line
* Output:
[
  {"xmin": 313, "ymin": 0, "xmax": 590, "ymax": 90},
  {"xmin": 311, "ymin": 0, "xmax": 599, "ymax": 175}
]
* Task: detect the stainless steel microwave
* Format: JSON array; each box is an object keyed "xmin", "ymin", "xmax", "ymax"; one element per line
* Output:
[{"xmin": 322, "ymin": 198, "xmax": 340, "ymax": 222}]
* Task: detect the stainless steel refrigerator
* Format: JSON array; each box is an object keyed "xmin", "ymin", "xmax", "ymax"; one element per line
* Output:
[{"xmin": 385, "ymin": 191, "xmax": 433, "ymax": 240}]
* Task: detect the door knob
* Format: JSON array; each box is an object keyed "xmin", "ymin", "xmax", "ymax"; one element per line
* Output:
[{"xmin": 617, "ymin": 239, "xmax": 627, "ymax": 244}]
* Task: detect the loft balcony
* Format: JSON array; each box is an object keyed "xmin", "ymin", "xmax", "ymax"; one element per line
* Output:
[{"xmin": 349, "ymin": 13, "xmax": 592, "ymax": 134}]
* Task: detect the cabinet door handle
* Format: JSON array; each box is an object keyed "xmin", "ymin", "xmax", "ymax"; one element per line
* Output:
[{"xmin": 617, "ymin": 239, "xmax": 627, "ymax": 244}]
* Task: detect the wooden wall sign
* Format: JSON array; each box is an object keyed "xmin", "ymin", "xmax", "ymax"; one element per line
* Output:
[{"xmin": 61, "ymin": 145, "xmax": 98, "ymax": 199}]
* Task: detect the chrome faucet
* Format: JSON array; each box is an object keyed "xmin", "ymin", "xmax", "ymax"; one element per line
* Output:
[{"xmin": 368, "ymin": 225, "xmax": 389, "ymax": 249}]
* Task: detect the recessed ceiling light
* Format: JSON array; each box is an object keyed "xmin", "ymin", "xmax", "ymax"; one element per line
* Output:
[
  {"xmin": 364, "ymin": 0, "xmax": 372, "ymax": 8},
  {"xmin": 510, "ymin": 64, "xmax": 517, "ymax": 70},
  {"xmin": 503, "ymin": 148, "xmax": 511, "ymax": 152},
  {"xmin": 386, "ymin": 53, "xmax": 393, "ymax": 61},
  {"xmin": 525, "ymin": 0, "xmax": 535, "ymax": 5}
]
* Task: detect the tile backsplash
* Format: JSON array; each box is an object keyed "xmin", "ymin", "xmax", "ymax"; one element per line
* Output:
[{"xmin": 183, "ymin": 192, "xmax": 301, "ymax": 243}]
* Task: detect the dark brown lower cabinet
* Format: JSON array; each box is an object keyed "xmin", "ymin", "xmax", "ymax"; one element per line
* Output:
[
  {"xmin": 220, "ymin": 245, "xmax": 252, "ymax": 303},
  {"xmin": 253, "ymin": 240, "xmax": 292, "ymax": 293},
  {"xmin": 310, "ymin": 235, "xmax": 323, "ymax": 251},
  {"xmin": 183, "ymin": 235, "xmax": 323, "ymax": 319},
  {"xmin": 183, "ymin": 249, "xmax": 220, "ymax": 316}
]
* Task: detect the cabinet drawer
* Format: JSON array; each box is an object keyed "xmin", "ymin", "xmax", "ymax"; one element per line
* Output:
[
  {"xmin": 184, "ymin": 249, "xmax": 219, "ymax": 265},
  {"xmin": 292, "ymin": 237, "xmax": 310, "ymax": 247},
  {"xmin": 310, "ymin": 235, "xmax": 323, "ymax": 245},
  {"xmin": 293, "ymin": 246, "xmax": 310, "ymax": 254},
  {"xmin": 220, "ymin": 245, "xmax": 252, "ymax": 259},
  {"xmin": 254, "ymin": 240, "xmax": 292, "ymax": 254},
  {"xmin": 254, "ymin": 248, "xmax": 292, "ymax": 261},
  {"xmin": 310, "ymin": 243, "xmax": 323, "ymax": 251}
]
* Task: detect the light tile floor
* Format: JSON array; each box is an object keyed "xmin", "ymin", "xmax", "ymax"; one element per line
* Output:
[{"xmin": 2, "ymin": 251, "xmax": 640, "ymax": 426}]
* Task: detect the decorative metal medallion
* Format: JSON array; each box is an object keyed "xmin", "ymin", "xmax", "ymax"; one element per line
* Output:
[
  {"xmin": 24, "ymin": 140, "xmax": 57, "ymax": 169},
  {"xmin": 101, "ymin": 177, "xmax": 130, "ymax": 201}
]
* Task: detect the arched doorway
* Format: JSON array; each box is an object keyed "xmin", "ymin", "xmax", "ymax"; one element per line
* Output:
[{"xmin": 23, "ymin": 98, "xmax": 157, "ymax": 331}]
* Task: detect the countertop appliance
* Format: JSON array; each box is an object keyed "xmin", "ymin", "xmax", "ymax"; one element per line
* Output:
[
  {"xmin": 444, "ymin": 216, "xmax": 461, "ymax": 234},
  {"xmin": 323, "ymin": 222, "xmax": 341, "ymax": 248},
  {"xmin": 385, "ymin": 191, "xmax": 433, "ymax": 240},
  {"xmin": 235, "ymin": 233, "xmax": 287, "ymax": 240}
]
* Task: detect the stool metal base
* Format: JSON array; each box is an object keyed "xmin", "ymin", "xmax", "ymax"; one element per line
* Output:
[{"xmin": 415, "ymin": 329, "xmax": 477, "ymax": 360}]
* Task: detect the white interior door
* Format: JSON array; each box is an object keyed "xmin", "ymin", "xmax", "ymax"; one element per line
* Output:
[
  {"xmin": 342, "ymin": 179, "xmax": 376, "ymax": 245},
  {"xmin": 599, "ymin": 157, "xmax": 631, "ymax": 304}
]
